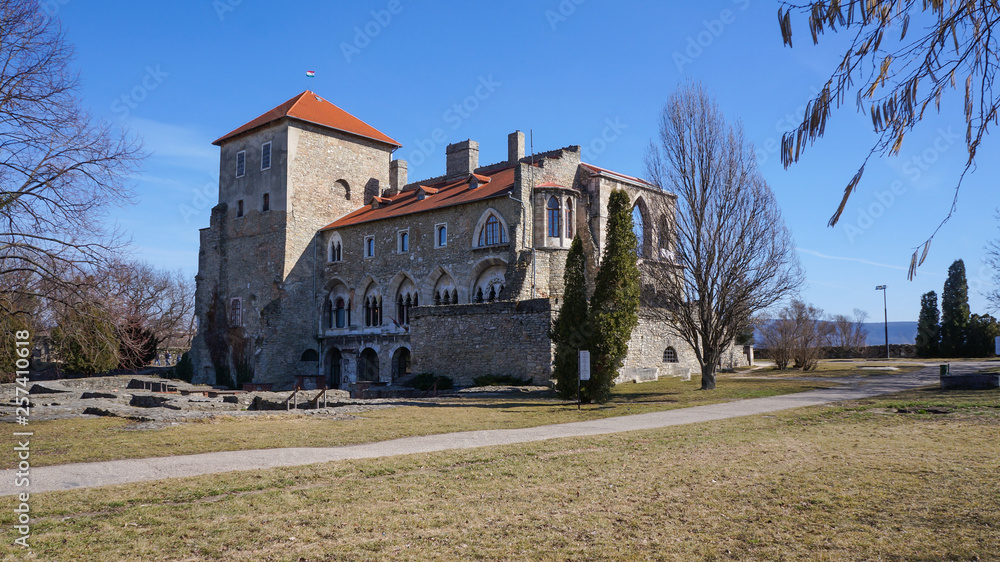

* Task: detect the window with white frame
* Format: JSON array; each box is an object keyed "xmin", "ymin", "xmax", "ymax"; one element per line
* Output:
[
  {"xmin": 435, "ymin": 223, "xmax": 447, "ymax": 248},
  {"xmin": 236, "ymin": 150, "xmax": 246, "ymax": 177},
  {"xmin": 261, "ymin": 142, "xmax": 271, "ymax": 170},
  {"xmin": 365, "ymin": 236, "xmax": 375, "ymax": 258},
  {"xmin": 397, "ymin": 230, "xmax": 409, "ymax": 253}
]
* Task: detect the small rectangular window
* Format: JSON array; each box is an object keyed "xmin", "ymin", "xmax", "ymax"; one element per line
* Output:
[
  {"xmin": 237, "ymin": 199, "xmax": 244, "ymax": 217},
  {"xmin": 261, "ymin": 142, "xmax": 271, "ymax": 170},
  {"xmin": 435, "ymin": 223, "xmax": 447, "ymax": 248},
  {"xmin": 262, "ymin": 193, "xmax": 270, "ymax": 212},
  {"xmin": 236, "ymin": 150, "xmax": 246, "ymax": 177},
  {"xmin": 398, "ymin": 230, "xmax": 409, "ymax": 253},
  {"xmin": 365, "ymin": 236, "xmax": 375, "ymax": 258}
]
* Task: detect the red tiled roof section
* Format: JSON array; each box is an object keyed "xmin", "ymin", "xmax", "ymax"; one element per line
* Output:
[
  {"xmin": 212, "ymin": 91, "xmax": 401, "ymax": 147},
  {"xmin": 322, "ymin": 167, "xmax": 517, "ymax": 230},
  {"xmin": 580, "ymin": 162, "xmax": 654, "ymax": 186}
]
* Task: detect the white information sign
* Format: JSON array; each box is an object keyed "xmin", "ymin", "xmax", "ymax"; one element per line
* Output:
[{"xmin": 579, "ymin": 350, "xmax": 591, "ymax": 381}]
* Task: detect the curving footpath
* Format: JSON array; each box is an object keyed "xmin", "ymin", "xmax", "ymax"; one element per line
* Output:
[{"xmin": 0, "ymin": 362, "xmax": 980, "ymax": 496}]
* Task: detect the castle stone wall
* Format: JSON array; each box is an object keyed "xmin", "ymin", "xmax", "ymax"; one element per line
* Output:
[{"xmin": 410, "ymin": 300, "xmax": 553, "ymax": 386}]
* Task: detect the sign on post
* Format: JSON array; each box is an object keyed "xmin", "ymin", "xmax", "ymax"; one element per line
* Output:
[{"xmin": 579, "ymin": 350, "xmax": 591, "ymax": 381}]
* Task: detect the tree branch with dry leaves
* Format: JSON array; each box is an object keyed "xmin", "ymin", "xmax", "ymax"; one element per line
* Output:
[{"xmin": 778, "ymin": 0, "xmax": 1000, "ymax": 278}]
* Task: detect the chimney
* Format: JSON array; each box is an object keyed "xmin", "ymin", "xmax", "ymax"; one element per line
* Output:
[
  {"xmin": 446, "ymin": 139, "xmax": 479, "ymax": 177},
  {"xmin": 508, "ymin": 130, "xmax": 525, "ymax": 162},
  {"xmin": 388, "ymin": 159, "xmax": 407, "ymax": 196}
]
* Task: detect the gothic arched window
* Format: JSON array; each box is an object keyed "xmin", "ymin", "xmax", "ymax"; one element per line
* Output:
[{"xmin": 547, "ymin": 196, "xmax": 561, "ymax": 238}]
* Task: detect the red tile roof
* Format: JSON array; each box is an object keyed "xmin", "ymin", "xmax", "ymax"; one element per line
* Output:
[
  {"xmin": 213, "ymin": 91, "xmax": 401, "ymax": 147},
  {"xmin": 580, "ymin": 162, "xmax": 655, "ymax": 187},
  {"xmin": 322, "ymin": 167, "xmax": 517, "ymax": 230}
]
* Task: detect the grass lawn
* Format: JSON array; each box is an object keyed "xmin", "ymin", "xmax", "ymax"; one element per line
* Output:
[
  {"xmin": 9, "ymin": 374, "xmax": 838, "ymax": 469},
  {"xmin": 747, "ymin": 361, "xmax": 927, "ymax": 377},
  {"xmin": 3, "ymin": 386, "xmax": 997, "ymax": 560}
]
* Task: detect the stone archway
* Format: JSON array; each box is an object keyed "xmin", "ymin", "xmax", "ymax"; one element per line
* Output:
[
  {"xmin": 359, "ymin": 348, "xmax": 379, "ymax": 382},
  {"xmin": 327, "ymin": 348, "xmax": 343, "ymax": 388}
]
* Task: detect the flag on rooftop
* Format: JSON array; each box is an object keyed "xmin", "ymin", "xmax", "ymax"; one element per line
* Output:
[{"xmin": 305, "ymin": 70, "xmax": 315, "ymax": 77}]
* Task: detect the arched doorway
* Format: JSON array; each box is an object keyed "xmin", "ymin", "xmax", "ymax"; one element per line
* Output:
[
  {"xmin": 327, "ymin": 348, "xmax": 343, "ymax": 389},
  {"xmin": 392, "ymin": 347, "xmax": 411, "ymax": 381},
  {"xmin": 359, "ymin": 348, "xmax": 379, "ymax": 382}
]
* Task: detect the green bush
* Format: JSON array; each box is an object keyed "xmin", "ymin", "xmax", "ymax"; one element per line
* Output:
[
  {"xmin": 472, "ymin": 374, "xmax": 532, "ymax": 387},
  {"xmin": 407, "ymin": 372, "xmax": 453, "ymax": 391}
]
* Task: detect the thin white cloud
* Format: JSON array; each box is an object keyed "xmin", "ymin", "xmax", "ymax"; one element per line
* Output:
[{"xmin": 796, "ymin": 247, "xmax": 908, "ymax": 271}]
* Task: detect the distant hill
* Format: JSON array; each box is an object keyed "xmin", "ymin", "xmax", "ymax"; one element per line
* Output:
[
  {"xmin": 861, "ymin": 322, "xmax": 917, "ymax": 346},
  {"xmin": 753, "ymin": 321, "xmax": 918, "ymax": 346}
]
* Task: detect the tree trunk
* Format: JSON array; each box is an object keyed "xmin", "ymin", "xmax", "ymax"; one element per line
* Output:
[{"xmin": 700, "ymin": 363, "xmax": 717, "ymax": 390}]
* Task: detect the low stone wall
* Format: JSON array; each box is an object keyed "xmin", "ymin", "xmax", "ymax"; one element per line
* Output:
[{"xmin": 410, "ymin": 299, "xmax": 553, "ymax": 386}]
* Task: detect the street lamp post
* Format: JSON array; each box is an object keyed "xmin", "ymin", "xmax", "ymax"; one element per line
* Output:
[{"xmin": 875, "ymin": 285, "xmax": 888, "ymax": 359}]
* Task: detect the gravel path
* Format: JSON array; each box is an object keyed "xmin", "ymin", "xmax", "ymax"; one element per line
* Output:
[{"xmin": 0, "ymin": 363, "xmax": 981, "ymax": 496}]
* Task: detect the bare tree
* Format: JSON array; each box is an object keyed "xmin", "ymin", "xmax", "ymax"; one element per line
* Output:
[
  {"xmin": 831, "ymin": 308, "xmax": 869, "ymax": 358},
  {"xmin": 789, "ymin": 300, "xmax": 834, "ymax": 370},
  {"xmin": 645, "ymin": 82, "xmax": 804, "ymax": 390},
  {"xmin": 777, "ymin": 1, "xmax": 1000, "ymax": 278},
  {"xmin": 759, "ymin": 315, "xmax": 797, "ymax": 370},
  {"xmin": 0, "ymin": 0, "xmax": 143, "ymax": 317}
]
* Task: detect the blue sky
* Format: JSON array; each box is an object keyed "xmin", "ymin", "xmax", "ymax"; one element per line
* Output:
[{"xmin": 53, "ymin": 0, "xmax": 999, "ymax": 322}]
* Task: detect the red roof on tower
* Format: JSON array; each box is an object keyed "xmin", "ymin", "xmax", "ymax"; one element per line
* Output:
[{"xmin": 212, "ymin": 91, "xmax": 401, "ymax": 147}]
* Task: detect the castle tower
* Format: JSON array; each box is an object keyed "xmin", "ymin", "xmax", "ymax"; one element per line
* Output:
[{"xmin": 189, "ymin": 91, "xmax": 400, "ymax": 388}]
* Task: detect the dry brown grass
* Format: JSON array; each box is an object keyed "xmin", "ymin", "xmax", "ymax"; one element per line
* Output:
[
  {"xmin": 8, "ymin": 374, "xmax": 835, "ymax": 468},
  {"xmin": 3, "ymin": 387, "xmax": 997, "ymax": 560}
]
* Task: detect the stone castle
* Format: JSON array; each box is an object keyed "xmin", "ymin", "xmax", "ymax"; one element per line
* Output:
[{"xmin": 189, "ymin": 91, "xmax": 747, "ymax": 390}]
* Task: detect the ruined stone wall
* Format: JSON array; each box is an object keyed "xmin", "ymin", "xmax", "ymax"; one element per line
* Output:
[{"xmin": 409, "ymin": 299, "xmax": 554, "ymax": 386}]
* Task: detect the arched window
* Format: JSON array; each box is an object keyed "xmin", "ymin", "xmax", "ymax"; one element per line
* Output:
[
  {"xmin": 230, "ymin": 298, "xmax": 242, "ymax": 327},
  {"xmin": 359, "ymin": 348, "xmax": 379, "ymax": 382},
  {"xmin": 334, "ymin": 179, "xmax": 351, "ymax": 201},
  {"xmin": 364, "ymin": 294, "xmax": 382, "ymax": 327},
  {"xmin": 477, "ymin": 213, "xmax": 508, "ymax": 247},
  {"xmin": 547, "ymin": 196, "xmax": 561, "ymax": 237},
  {"xmin": 433, "ymin": 272, "xmax": 456, "ymax": 307},
  {"xmin": 632, "ymin": 205, "xmax": 645, "ymax": 257},
  {"xmin": 335, "ymin": 298, "xmax": 347, "ymax": 328},
  {"xmin": 565, "ymin": 198, "xmax": 574, "ymax": 238},
  {"xmin": 392, "ymin": 347, "xmax": 411, "ymax": 381},
  {"xmin": 473, "ymin": 263, "xmax": 506, "ymax": 304},
  {"xmin": 663, "ymin": 347, "xmax": 678, "ymax": 363},
  {"xmin": 322, "ymin": 298, "xmax": 333, "ymax": 329},
  {"xmin": 328, "ymin": 232, "xmax": 343, "ymax": 262}
]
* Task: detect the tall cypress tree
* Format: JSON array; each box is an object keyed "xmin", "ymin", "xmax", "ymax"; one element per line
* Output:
[
  {"xmin": 588, "ymin": 190, "xmax": 640, "ymax": 404},
  {"xmin": 940, "ymin": 259, "xmax": 971, "ymax": 357},
  {"xmin": 915, "ymin": 291, "xmax": 940, "ymax": 358},
  {"xmin": 551, "ymin": 235, "xmax": 589, "ymax": 400}
]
